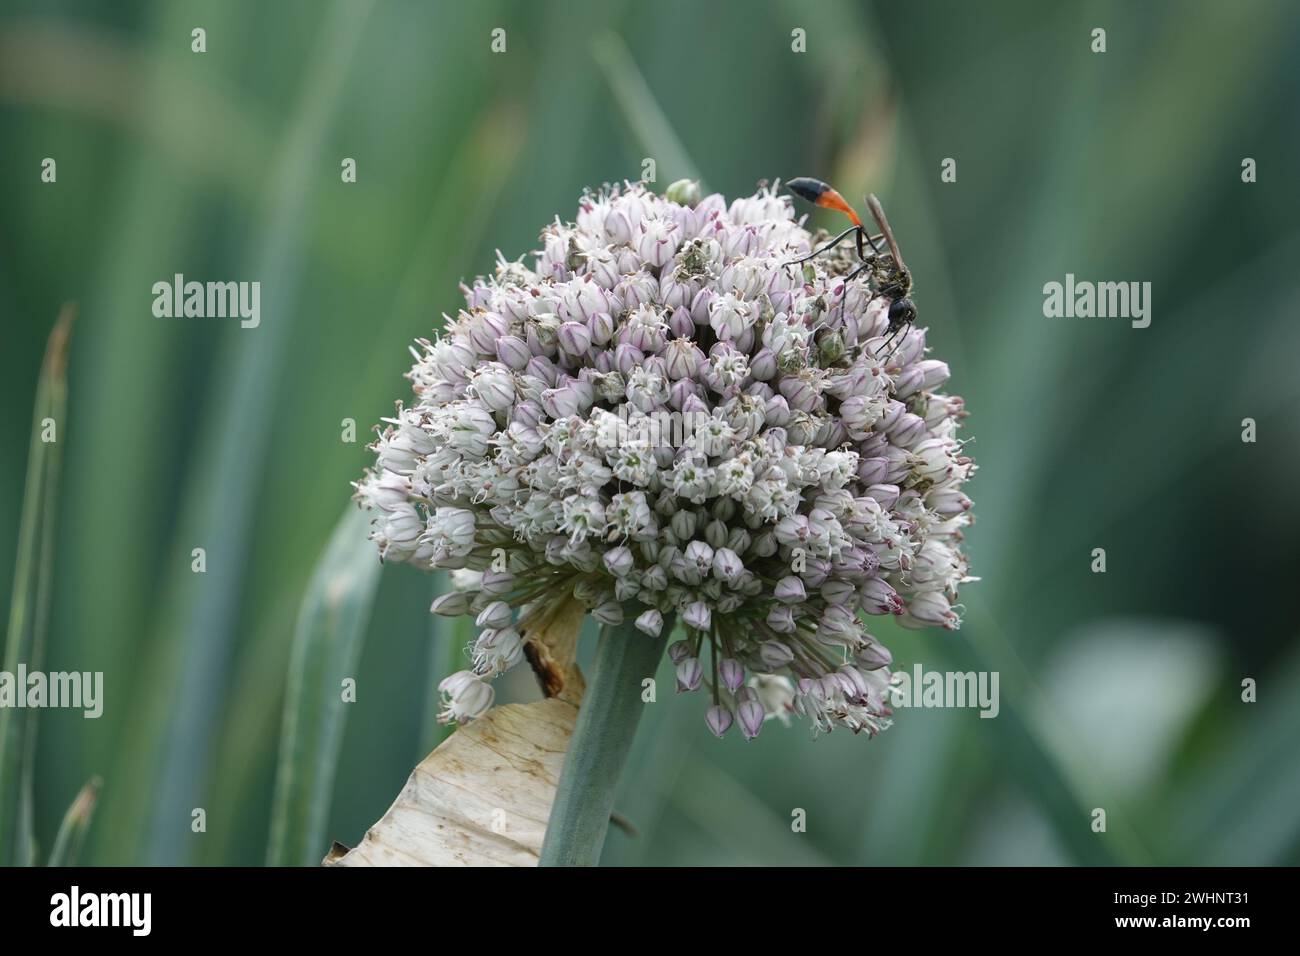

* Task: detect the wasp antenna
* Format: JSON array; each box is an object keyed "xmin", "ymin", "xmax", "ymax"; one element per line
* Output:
[{"xmin": 866, "ymin": 194, "xmax": 906, "ymax": 273}]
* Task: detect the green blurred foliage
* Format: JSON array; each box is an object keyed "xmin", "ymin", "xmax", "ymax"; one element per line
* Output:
[{"xmin": 1, "ymin": 0, "xmax": 1298, "ymax": 865}]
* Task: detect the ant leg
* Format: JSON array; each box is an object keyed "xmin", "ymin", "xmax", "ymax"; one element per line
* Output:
[{"xmin": 787, "ymin": 226, "xmax": 860, "ymax": 267}]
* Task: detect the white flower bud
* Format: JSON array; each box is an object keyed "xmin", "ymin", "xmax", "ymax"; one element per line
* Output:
[
  {"xmin": 437, "ymin": 670, "xmax": 494, "ymax": 723},
  {"xmin": 682, "ymin": 601, "xmax": 711, "ymax": 631},
  {"xmin": 635, "ymin": 608, "xmax": 664, "ymax": 636},
  {"xmin": 476, "ymin": 601, "xmax": 513, "ymax": 629},
  {"xmin": 712, "ymin": 547, "xmax": 744, "ymax": 585},
  {"xmin": 603, "ymin": 545, "xmax": 635, "ymax": 577}
]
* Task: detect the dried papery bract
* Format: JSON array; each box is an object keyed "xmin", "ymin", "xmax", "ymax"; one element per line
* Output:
[{"xmin": 356, "ymin": 180, "xmax": 976, "ymax": 739}]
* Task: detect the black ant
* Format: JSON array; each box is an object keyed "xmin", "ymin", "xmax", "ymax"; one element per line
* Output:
[{"xmin": 785, "ymin": 177, "xmax": 917, "ymax": 359}]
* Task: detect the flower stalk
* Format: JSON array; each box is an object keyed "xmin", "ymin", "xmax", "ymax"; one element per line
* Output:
[{"xmin": 538, "ymin": 611, "xmax": 670, "ymax": 866}]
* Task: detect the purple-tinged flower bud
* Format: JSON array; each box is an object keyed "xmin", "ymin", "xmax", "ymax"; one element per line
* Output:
[
  {"xmin": 603, "ymin": 545, "xmax": 635, "ymax": 577},
  {"xmin": 865, "ymin": 484, "xmax": 900, "ymax": 509},
  {"xmin": 592, "ymin": 600, "xmax": 624, "ymax": 626},
  {"xmin": 683, "ymin": 540, "xmax": 714, "ymax": 578},
  {"xmin": 682, "ymin": 600, "xmax": 712, "ymax": 631},
  {"xmin": 726, "ymin": 527, "xmax": 751, "ymax": 555},
  {"xmin": 759, "ymin": 640, "xmax": 795, "ymax": 669},
  {"xmin": 718, "ymin": 658, "xmax": 745, "ymax": 692},
  {"xmin": 835, "ymin": 665, "xmax": 871, "ymax": 700},
  {"xmin": 663, "ymin": 338, "xmax": 703, "ymax": 380},
  {"xmin": 480, "ymin": 569, "xmax": 514, "ymax": 596},
  {"xmin": 876, "ymin": 399, "xmax": 905, "ymax": 432},
  {"xmin": 778, "ymin": 375, "xmax": 818, "ymax": 413},
  {"xmin": 657, "ymin": 544, "xmax": 680, "ymax": 570},
  {"xmin": 471, "ymin": 366, "xmax": 516, "ymax": 411},
  {"xmin": 917, "ymin": 359, "xmax": 950, "ymax": 389},
  {"xmin": 635, "ymin": 608, "xmax": 664, "ymax": 637},
  {"xmin": 904, "ymin": 591, "xmax": 959, "ymax": 629},
  {"xmin": 424, "ymin": 507, "xmax": 477, "ymax": 565},
  {"xmin": 568, "ymin": 376, "xmax": 594, "ymax": 409},
  {"xmin": 430, "ymin": 339, "xmax": 475, "ymax": 384},
  {"xmin": 604, "ymin": 209, "xmax": 633, "ymax": 244},
  {"xmin": 526, "ymin": 354, "xmax": 559, "ymax": 387},
  {"xmin": 893, "ymin": 327, "xmax": 926, "ymax": 365},
  {"xmin": 496, "ymin": 335, "xmax": 532, "ymax": 370},
  {"xmin": 856, "ymin": 456, "xmax": 889, "ymax": 485},
  {"xmin": 511, "ymin": 399, "xmax": 543, "ymax": 430},
  {"xmin": 668, "ymin": 306, "xmax": 694, "ymax": 338},
  {"xmin": 701, "ymin": 518, "xmax": 726, "ymax": 550},
  {"xmin": 774, "ymin": 514, "xmax": 810, "ymax": 550},
  {"xmin": 614, "ymin": 343, "xmax": 645, "ymax": 376},
  {"xmin": 668, "ymin": 639, "xmax": 691, "ymax": 664},
  {"xmin": 705, "ymin": 704, "xmax": 734, "ymax": 738},
  {"xmin": 881, "ymin": 445, "xmax": 913, "ymax": 484},
  {"xmin": 588, "ymin": 311, "xmax": 616, "ymax": 346},
  {"xmin": 664, "ymin": 377, "xmax": 695, "ymax": 410},
  {"xmin": 676, "ymin": 657, "xmax": 703, "ymax": 692},
  {"xmin": 708, "ymin": 292, "xmax": 753, "ymax": 342},
  {"xmin": 564, "ymin": 276, "xmax": 607, "ymax": 322},
  {"xmin": 818, "ymin": 603, "xmax": 860, "ymax": 641},
  {"xmin": 430, "ymin": 591, "xmax": 472, "ymax": 617},
  {"xmin": 821, "ymin": 578, "xmax": 856, "ymax": 606},
  {"xmin": 690, "ymin": 287, "xmax": 716, "ymax": 325},
  {"xmin": 712, "ymin": 547, "xmax": 744, "ymax": 585},
  {"xmin": 774, "ymin": 575, "xmax": 806, "ymax": 604},
  {"xmin": 912, "ymin": 437, "xmax": 956, "ymax": 482},
  {"xmin": 680, "ymin": 392, "xmax": 709, "ymax": 416},
  {"xmin": 750, "ymin": 346, "xmax": 777, "ymax": 381},
  {"xmin": 723, "ymin": 224, "xmax": 758, "ymax": 258},
  {"xmin": 923, "ymin": 393, "xmax": 965, "ymax": 428},
  {"xmin": 541, "ymin": 385, "xmax": 581, "ymax": 419},
  {"xmin": 841, "ymin": 394, "xmax": 884, "ymax": 438},
  {"xmin": 887, "ymin": 412, "xmax": 926, "ymax": 447},
  {"xmin": 660, "ymin": 274, "xmax": 694, "ymax": 310},
  {"xmin": 558, "ymin": 321, "xmax": 592, "ymax": 357},
  {"xmin": 737, "ymin": 698, "xmax": 765, "ymax": 740},
  {"xmin": 857, "ymin": 641, "xmax": 893, "ymax": 670},
  {"xmin": 862, "ymin": 577, "xmax": 904, "ymax": 615},
  {"xmin": 636, "ymin": 217, "xmax": 680, "ymax": 268},
  {"xmin": 750, "ymin": 532, "xmax": 778, "ymax": 558},
  {"xmin": 466, "ymin": 311, "xmax": 509, "ymax": 354},
  {"xmin": 927, "ymin": 487, "xmax": 972, "ymax": 515},
  {"xmin": 476, "ymin": 601, "xmax": 513, "ymax": 629},
  {"xmin": 669, "ymin": 509, "xmax": 698, "ymax": 541},
  {"xmin": 642, "ymin": 565, "xmax": 668, "ymax": 591},
  {"xmin": 766, "ymin": 605, "xmax": 795, "ymax": 633},
  {"xmin": 891, "ymin": 366, "xmax": 925, "ymax": 399}
]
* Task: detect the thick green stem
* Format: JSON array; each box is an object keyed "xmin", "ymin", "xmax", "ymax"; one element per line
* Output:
[{"xmin": 539, "ymin": 611, "xmax": 669, "ymax": 866}]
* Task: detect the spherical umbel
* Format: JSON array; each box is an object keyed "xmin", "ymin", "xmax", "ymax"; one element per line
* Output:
[{"xmin": 355, "ymin": 180, "xmax": 976, "ymax": 738}]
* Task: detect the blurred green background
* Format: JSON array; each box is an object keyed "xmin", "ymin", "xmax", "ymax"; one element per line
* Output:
[{"xmin": 2, "ymin": 0, "xmax": 1299, "ymax": 866}]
